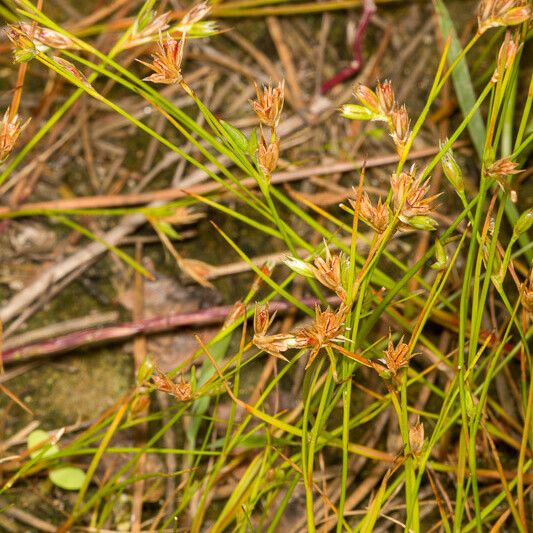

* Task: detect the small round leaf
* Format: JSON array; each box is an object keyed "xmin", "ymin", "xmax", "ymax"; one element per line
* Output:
[
  {"xmin": 27, "ymin": 429, "xmax": 59, "ymax": 459},
  {"xmin": 49, "ymin": 466, "xmax": 86, "ymax": 491}
]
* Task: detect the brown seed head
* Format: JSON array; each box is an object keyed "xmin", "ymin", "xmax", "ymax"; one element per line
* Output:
[
  {"xmin": 152, "ymin": 370, "xmax": 193, "ymax": 401},
  {"xmin": 0, "ymin": 108, "xmax": 29, "ymax": 162},
  {"xmin": 174, "ymin": 379, "xmax": 194, "ymax": 401},
  {"xmin": 391, "ymin": 168, "xmax": 439, "ymax": 228},
  {"xmin": 390, "ymin": 104, "xmax": 410, "ymax": 154},
  {"xmin": 409, "ymin": 418, "xmax": 425, "ymax": 456},
  {"xmin": 353, "ymin": 192, "xmax": 390, "ymax": 233},
  {"xmin": 313, "ymin": 245, "xmax": 347, "ymax": 300},
  {"xmin": 253, "ymin": 333, "xmax": 302, "ymax": 361},
  {"xmin": 296, "ymin": 304, "xmax": 347, "ymax": 350},
  {"xmin": 478, "ymin": 0, "xmax": 531, "ymax": 34},
  {"xmin": 254, "ymin": 303, "xmax": 273, "ymax": 337},
  {"xmin": 376, "ymin": 80, "xmax": 395, "ymax": 116},
  {"xmin": 383, "ymin": 334, "xmax": 411, "ymax": 375},
  {"xmin": 485, "ymin": 156, "xmax": 523, "ymax": 179},
  {"xmin": 353, "ymin": 84, "xmax": 381, "ymax": 115},
  {"xmin": 253, "ymin": 304, "xmax": 302, "ymax": 360},
  {"xmin": 251, "ymin": 81, "xmax": 285, "ymax": 128},
  {"xmin": 138, "ymin": 33, "xmax": 185, "ymax": 84},
  {"xmin": 258, "ymin": 132, "xmax": 280, "ymax": 176}
]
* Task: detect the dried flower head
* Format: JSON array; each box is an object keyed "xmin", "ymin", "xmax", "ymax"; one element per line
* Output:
[
  {"xmin": 152, "ymin": 370, "xmax": 193, "ymax": 401},
  {"xmin": 390, "ymin": 104, "xmax": 410, "ymax": 154},
  {"xmin": 391, "ymin": 168, "xmax": 439, "ymax": 230},
  {"xmin": 296, "ymin": 304, "xmax": 347, "ymax": 368},
  {"xmin": 138, "ymin": 33, "xmax": 185, "ymax": 84},
  {"xmin": 253, "ymin": 303, "xmax": 302, "ymax": 361},
  {"xmin": 485, "ymin": 156, "xmax": 523, "ymax": 179},
  {"xmin": 382, "ymin": 333, "xmax": 411, "ymax": 377},
  {"xmin": 254, "ymin": 303, "xmax": 274, "ymax": 336},
  {"xmin": 313, "ymin": 245, "xmax": 347, "ymax": 301},
  {"xmin": 251, "ymin": 81, "xmax": 285, "ymax": 128},
  {"xmin": 352, "ymin": 191, "xmax": 390, "ymax": 233},
  {"xmin": 409, "ymin": 418, "xmax": 425, "ymax": 456},
  {"xmin": 0, "ymin": 108, "xmax": 30, "ymax": 162},
  {"xmin": 258, "ymin": 132, "xmax": 280, "ymax": 176},
  {"xmin": 353, "ymin": 83, "xmax": 381, "ymax": 115},
  {"xmin": 520, "ymin": 267, "xmax": 533, "ymax": 319},
  {"xmin": 376, "ymin": 80, "xmax": 395, "ymax": 116},
  {"xmin": 478, "ymin": 0, "xmax": 531, "ymax": 34}
]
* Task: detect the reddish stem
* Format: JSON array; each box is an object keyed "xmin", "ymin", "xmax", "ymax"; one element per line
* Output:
[
  {"xmin": 3, "ymin": 296, "xmax": 340, "ymax": 364},
  {"xmin": 320, "ymin": 0, "xmax": 376, "ymax": 94}
]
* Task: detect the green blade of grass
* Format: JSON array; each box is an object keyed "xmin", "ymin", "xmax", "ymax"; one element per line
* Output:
[{"xmin": 435, "ymin": 0, "xmax": 486, "ymax": 159}]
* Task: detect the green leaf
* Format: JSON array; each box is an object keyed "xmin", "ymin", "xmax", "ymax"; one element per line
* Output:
[
  {"xmin": 220, "ymin": 121, "xmax": 248, "ymax": 153},
  {"xmin": 27, "ymin": 430, "xmax": 59, "ymax": 459},
  {"xmin": 49, "ymin": 466, "xmax": 86, "ymax": 491},
  {"xmin": 435, "ymin": 0, "xmax": 485, "ymax": 159},
  {"xmin": 247, "ymin": 127, "xmax": 258, "ymax": 156}
]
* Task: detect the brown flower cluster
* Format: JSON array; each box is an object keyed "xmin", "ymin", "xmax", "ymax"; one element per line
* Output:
[
  {"xmin": 409, "ymin": 418, "xmax": 425, "ymax": 457},
  {"xmin": 0, "ymin": 108, "xmax": 29, "ymax": 162},
  {"xmin": 382, "ymin": 334, "xmax": 411, "ymax": 376},
  {"xmin": 152, "ymin": 370, "xmax": 193, "ymax": 402},
  {"xmin": 371, "ymin": 333, "xmax": 415, "ymax": 380},
  {"xmin": 250, "ymin": 81, "xmax": 284, "ymax": 179},
  {"xmin": 135, "ymin": 3, "xmax": 212, "ymax": 84},
  {"xmin": 252, "ymin": 302, "xmax": 347, "ymax": 368},
  {"xmin": 344, "ymin": 81, "xmax": 411, "ymax": 155},
  {"xmin": 252, "ymin": 303, "xmax": 305, "ymax": 361},
  {"xmin": 284, "ymin": 244, "xmax": 348, "ymax": 301},
  {"xmin": 390, "ymin": 166, "xmax": 439, "ymax": 231},
  {"xmin": 295, "ymin": 304, "xmax": 348, "ymax": 369},
  {"xmin": 485, "ymin": 156, "xmax": 523, "ymax": 179},
  {"xmin": 350, "ymin": 191, "xmax": 390, "ymax": 233},
  {"xmin": 138, "ymin": 33, "xmax": 185, "ymax": 85},
  {"xmin": 477, "ymin": 0, "xmax": 531, "ymax": 34}
]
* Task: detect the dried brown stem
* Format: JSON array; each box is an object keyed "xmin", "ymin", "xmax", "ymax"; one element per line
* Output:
[{"xmin": 2, "ymin": 296, "xmax": 340, "ymax": 364}]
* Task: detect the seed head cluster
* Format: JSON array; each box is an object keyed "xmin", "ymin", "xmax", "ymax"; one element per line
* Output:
[
  {"xmin": 0, "ymin": 108, "xmax": 29, "ymax": 162},
  {"xmin": 250, "ymin": 81, "xmax": 285, "ymax": 179},
  {"xmin": 345, "ymin": 80, "xmax": 411, "ymax": 156},
  {"xmin": 477, "ymin": 0, "xmax": 531, "ymax": 34},
  {"xmin": 138, "ymin": 34, "xmax": 185, "ymax": 85}
]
